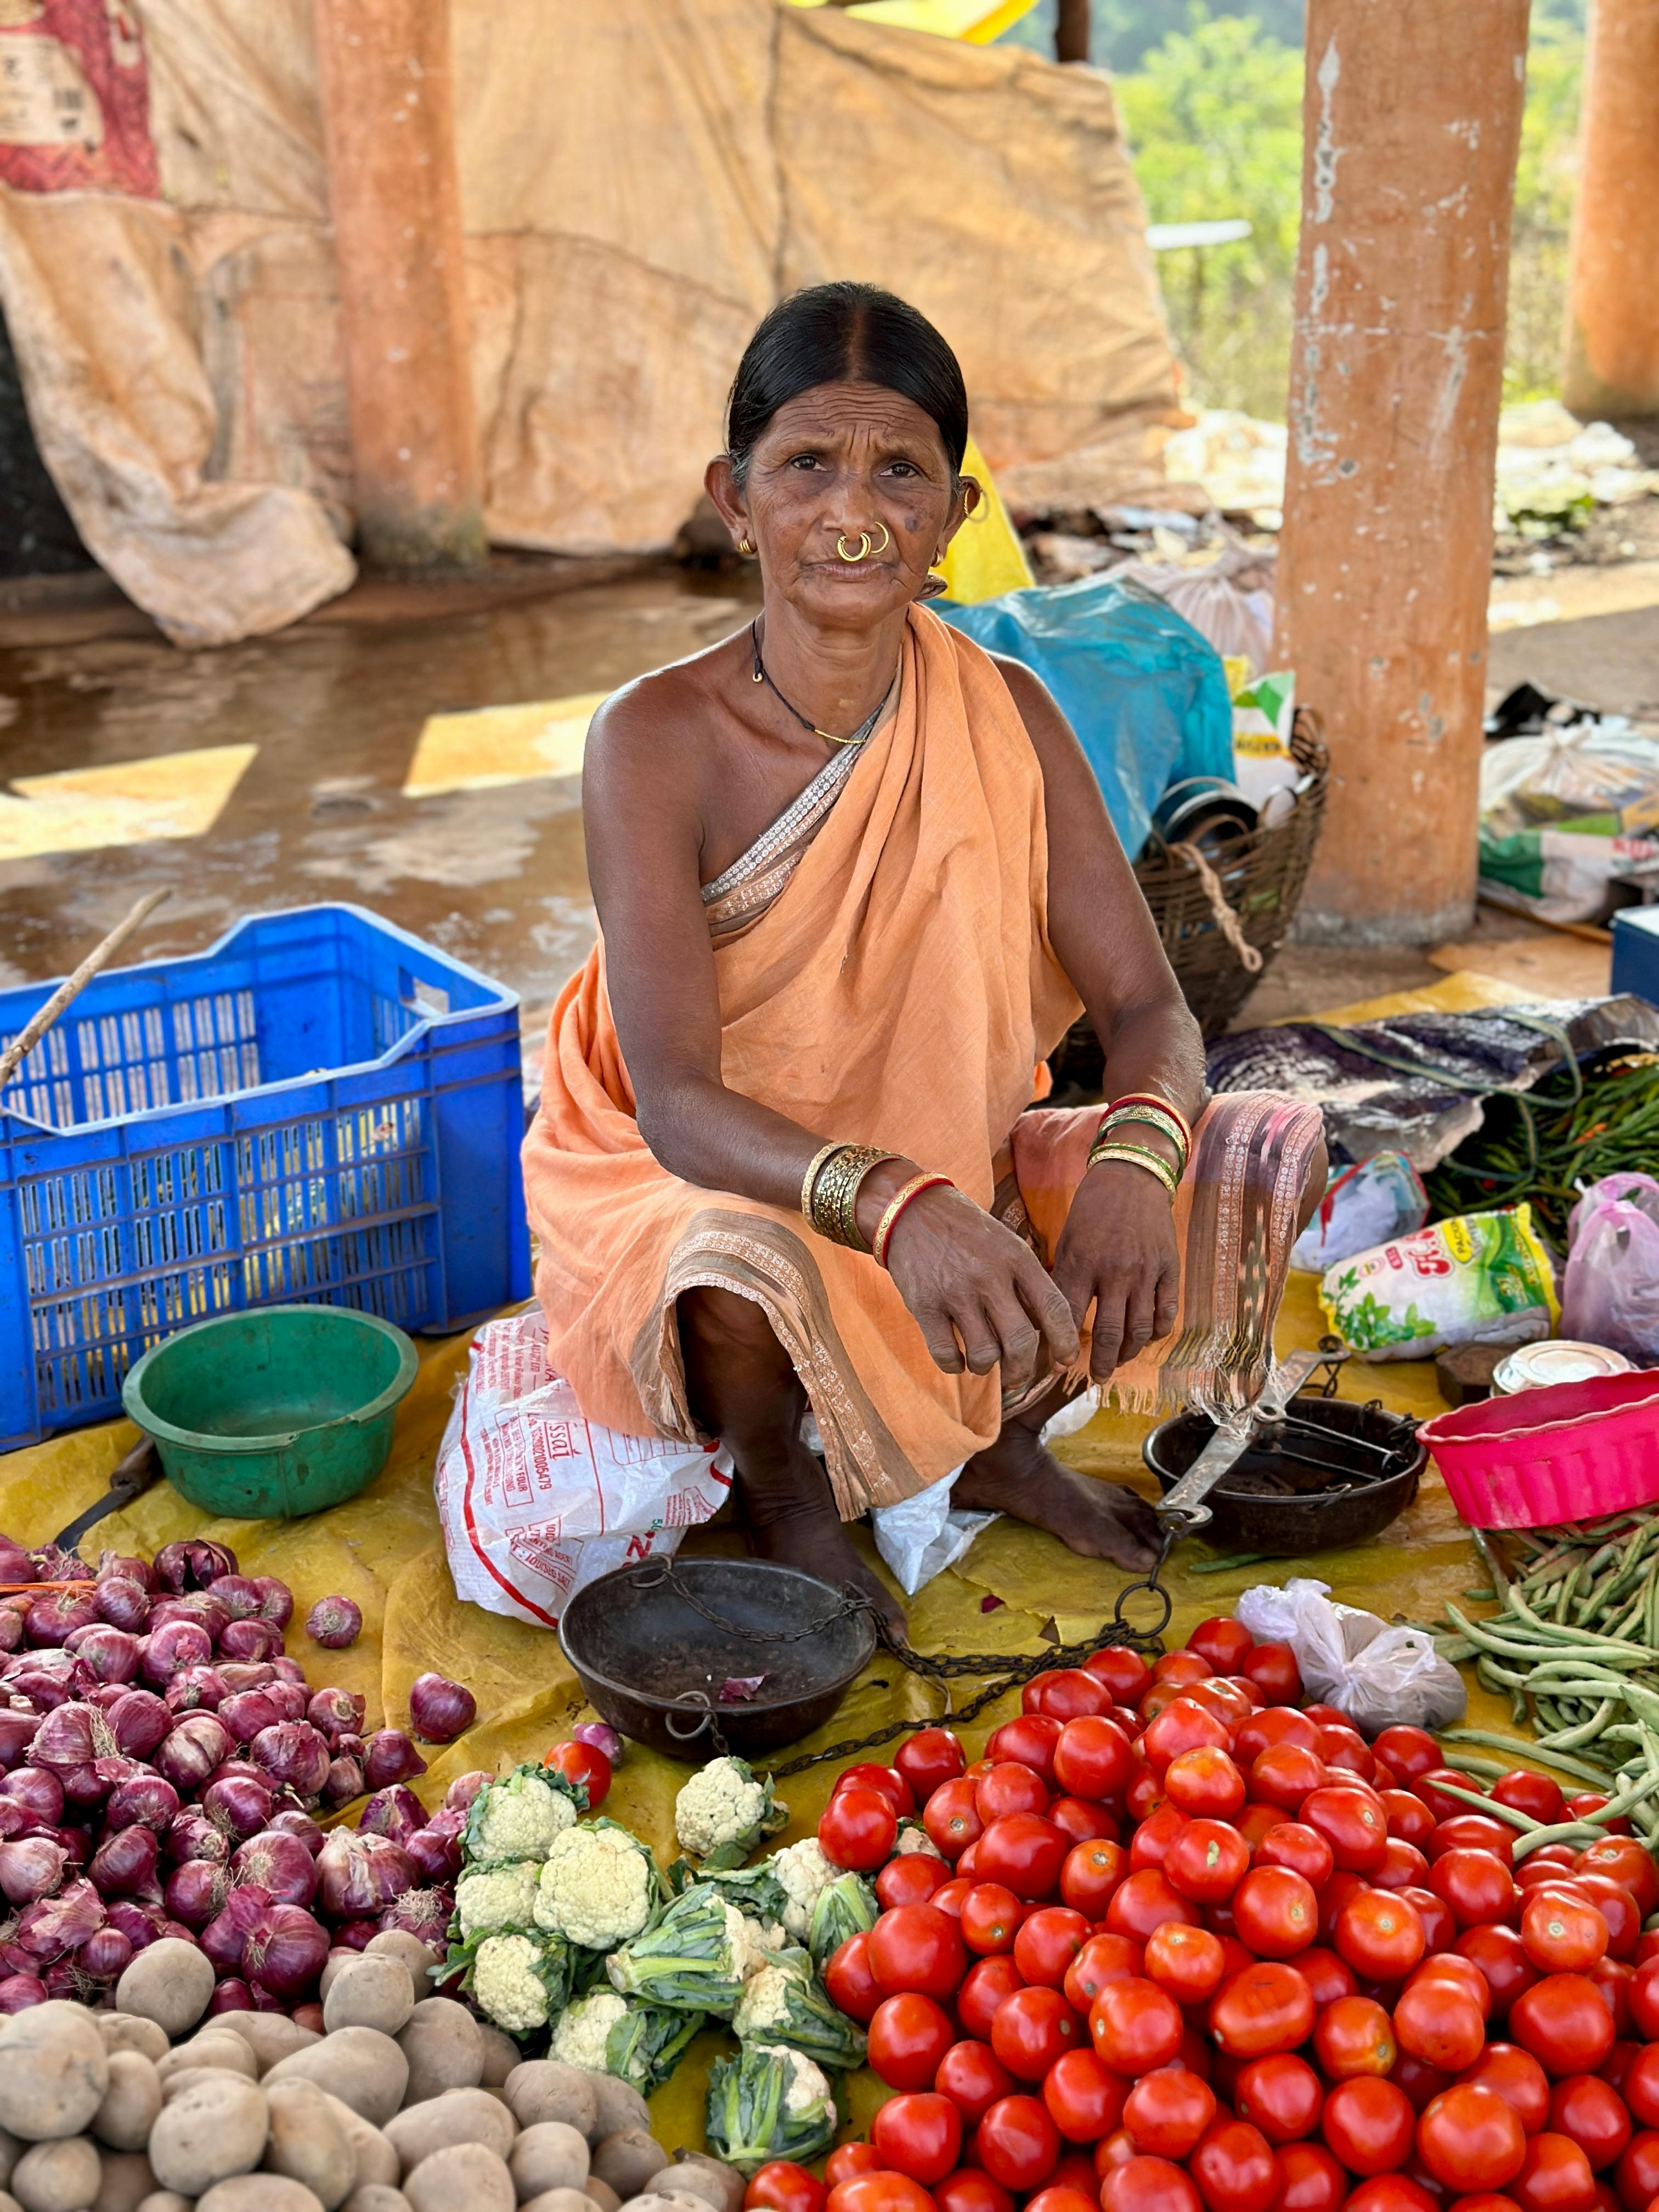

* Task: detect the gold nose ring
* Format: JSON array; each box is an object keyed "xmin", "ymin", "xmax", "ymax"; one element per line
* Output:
[{"xmin": 836, "ymin": 533, "xmax": 872, "ymax": 563}]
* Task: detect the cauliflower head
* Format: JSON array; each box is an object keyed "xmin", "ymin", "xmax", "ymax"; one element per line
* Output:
[
  {"xmin": 550, "ymin": 1989, "xmax": 629, "ymax": 2072},
  {"xmin": 533, "ymin": 1821, "xmax": 656, "ymax": 1950},
  {"xmin": 456, "ymin": 1859, "xmax": 541, "ymax": 1940},
  {"xmin": 768, "ymin": 2043, "xmax": 834, "ymax": 2120},
  {"xmin": 769, "ymin": 1837, "xmax": 838, "ymax": 1942},
  {"xmin": 731, "ymin": 1956, "xmax": 808, "ymax": 2041},
  {"xmin": 894, "ymin": 1822, "xmax": 944, "ymax": 1858},
  {"xmin": 676, "ymin": 1757, "xmax": 788, "ymax": 1869},
  {"xmin": 465, "ymin": 1763, "xmax": 581, "ymax": 1866},
  {"xmin": 473, "ymin": 1934, "xmax": 559, "ymax": 2036},
  {"xmin": 726, "ymin": 1900, "xmax": 787, "ymax": 1984}
]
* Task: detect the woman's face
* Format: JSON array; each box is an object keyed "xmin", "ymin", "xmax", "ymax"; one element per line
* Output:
[{"xmin": 707, "ymin": 380, "xmax": 973, "ymax": 630}]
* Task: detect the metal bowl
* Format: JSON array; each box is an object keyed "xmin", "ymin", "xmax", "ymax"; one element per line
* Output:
[
  {"xmin": 1143, "ymin": 1395, "xmax": 1425, "ymax": 1556},
  {"xmin": 558, "ymin": 1556, "xmax": 878, "ymax": 1762}
]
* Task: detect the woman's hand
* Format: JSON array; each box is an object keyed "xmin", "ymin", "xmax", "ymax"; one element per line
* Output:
[
  {"xmin": 875, "ymin": 1182, "xmax": 1080, "ymax": 1395},
  {"xmin": 1052, "ymin": 1161, "xmax": 1181, "ymax": 1381}
]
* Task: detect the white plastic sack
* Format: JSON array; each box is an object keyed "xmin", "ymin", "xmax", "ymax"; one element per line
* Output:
[
  {"xmin": 1291, "ymin": 1152, "xmax": 1429, "ymax": 1273},
  {"xmin": 1560, "ymin": 1172, "xmax": 1659, "ymax": 1364},
  {"xmin": 1235, "ymin": 1578, "xmax": 1466, "ymax": 1737},
  {"xmin": 871, "ymin": 1471, "xmax": 998, "ymax": 1598},
  {"xmin": 435, "ymin": 1308, "xmax": 731, "ymax": 1628}
]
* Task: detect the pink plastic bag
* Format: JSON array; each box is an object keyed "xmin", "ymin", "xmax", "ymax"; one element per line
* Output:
[{"xmin": 1560, "ymin": 1172, "xmax": 1659, "ymax": 1364}]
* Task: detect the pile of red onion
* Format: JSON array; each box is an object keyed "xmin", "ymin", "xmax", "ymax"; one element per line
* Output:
[{"xmin": 0, "ymin": 1534, "xmax": 481, "ymax": 2023}]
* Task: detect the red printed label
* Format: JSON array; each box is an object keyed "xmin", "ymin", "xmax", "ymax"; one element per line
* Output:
[{"xmin": 0, "ymin": 0, "xmax": 157, "ymax": 198}]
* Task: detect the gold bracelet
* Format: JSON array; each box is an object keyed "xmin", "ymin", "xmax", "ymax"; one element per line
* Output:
[
  {"xmin": 1098, "ymin": 1102, "xmax": 1189, "ymax": 1172},
  {"xmin": 809, "ymin": 1144, "xmax": 893, "ymax": 1252},
  {"xmin": 1108, "ymin": 1093, "xmax": 1194, "ymax": 1153},
  {"xmin": 872, "ymin": 1173, "xmax": 955, "ymax": 1268},
  {"xmin": 1086, "ymin": 1141, "xmax": 1179, "ymax": 1198},
  {"xmin": 801, "ymin": 1142, "xmax": 848, "ymax": 1222}
]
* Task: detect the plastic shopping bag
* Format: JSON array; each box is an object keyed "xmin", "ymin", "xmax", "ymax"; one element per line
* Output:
[
  {"xmin": 1291, "ymin": 1152, "xmax": 1429, "ymax": 1273},
  {"xmin": 1560, "ymin": 1172, "xmax": 1659, "ymax": 1364},
  {"xmin": 434, "ymin": 1308, "xmax": 731, "ymax": 1628},
  {"xmin": 1235, "ymin": 1578, "xmax": 1466, "ymax": 1736},
  {"xmin": 871, "ymin": 1472, "xmax": 997, "ymax": 1598}
]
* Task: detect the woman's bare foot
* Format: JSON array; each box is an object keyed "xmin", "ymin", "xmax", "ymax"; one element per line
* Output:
[
  {"xmin": 742, "ymin": 1447, "xmax": 907, "ymax": 1638},
  {"xmin": 956, "ymin": 1417, "xmax": 1163, "ymax": 1571},
  {"xmin": 678, "ymin": 1285, "xmax": 906, "ymax": 1638}
]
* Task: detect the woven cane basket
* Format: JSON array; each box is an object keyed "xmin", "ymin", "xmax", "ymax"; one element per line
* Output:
[{"xmin": 1049, "ymin": 710, "xmax": 1329, "ymax": 1093}]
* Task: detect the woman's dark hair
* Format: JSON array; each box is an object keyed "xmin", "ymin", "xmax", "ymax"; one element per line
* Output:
[{"xmin": 725, "ymin": 281, "xmax": 968, "ymax": 487}]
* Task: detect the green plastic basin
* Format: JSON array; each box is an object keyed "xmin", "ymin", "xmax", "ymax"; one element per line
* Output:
[{"xmin": 121, "ymin": 1306, "xmax": 419, "ymax": 1520}]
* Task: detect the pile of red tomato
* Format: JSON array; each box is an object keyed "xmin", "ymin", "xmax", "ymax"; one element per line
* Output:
[{"xmin": 739, "ymin": 1615, "xmax": 1659, "ymax": 2212}]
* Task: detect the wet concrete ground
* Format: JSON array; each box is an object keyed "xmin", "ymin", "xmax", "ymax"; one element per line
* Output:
[{"xmin": 0, "ymin": 553, "xmax": 1654, "ymax": 1068}]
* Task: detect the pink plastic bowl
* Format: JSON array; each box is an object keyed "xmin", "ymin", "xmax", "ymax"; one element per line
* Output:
[{"xmin": 1420, "ymin": 1369, "xmax": 1659, "ymax": 1528}]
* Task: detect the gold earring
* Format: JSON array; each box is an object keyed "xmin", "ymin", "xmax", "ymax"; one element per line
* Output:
[{"xmin": 737, "ymin": 536, "xmax": 754, "ymax": 557}]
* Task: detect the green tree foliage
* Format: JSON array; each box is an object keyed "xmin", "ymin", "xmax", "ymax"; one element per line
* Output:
[{"xmin": 997, "ymin": 3, "xmax": 1584, "ymax": 420}]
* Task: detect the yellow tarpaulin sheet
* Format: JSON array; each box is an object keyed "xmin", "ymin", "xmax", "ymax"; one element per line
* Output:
[
  {"xmin": 0, "ymin": 972, "xmax": 1540, "ymax": 2150},
  {"xmin": 785, "ymin": 0, "xmax": 1040, "ymax": 42},
  {"xmin": 941, "ymin": 435, "xmax": 1036, "ymax": 603}
]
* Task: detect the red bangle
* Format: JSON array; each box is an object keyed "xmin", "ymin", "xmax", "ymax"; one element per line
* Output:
[
  {"xmin": 873, "ymin": 1173, "xmax": 955, "ymax": 1268},
  {"xmin": 1107, "ymin": 1092, "xmax": 1194, "ymax": 1151}
]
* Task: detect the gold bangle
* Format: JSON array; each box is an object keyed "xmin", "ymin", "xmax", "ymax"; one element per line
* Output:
[
  {"xmin": 1098, "ymin": 1102, "xmax": 1189, "ymax": 1170},
  {"xmin": 809, "ymin": 1144, "xmax": 891, "ymax": 1251},
  {"xmin": 801, "ymin": 1142, "xmax": 848, "ymax": 1222},
  {"xmin": 1086, "ymin": 1141, "xmax": 1178, "ymax": 1198},
  {"xmin": 1107, "ymin": 1093, "xmax": 1194, "ymax": 1153}
]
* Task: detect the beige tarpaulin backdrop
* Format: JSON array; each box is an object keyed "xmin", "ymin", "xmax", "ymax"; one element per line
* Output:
[{"xmin": 0, "ymin": 0, "xmax": 1177, "ymax": 646}]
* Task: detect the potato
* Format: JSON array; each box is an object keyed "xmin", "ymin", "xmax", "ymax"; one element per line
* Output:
[
  {"xmin": 159, "ymin": 2035, "xmax": 258, "ymax": 2086},
  {"xmin": 320, "ymin": 2100, "xmax": 398, "ymax": 2196},
  {"xmin": 518, "ymin": 2193, "xmax": 595, "ymax": 2212},
  {"xmin": 384, "ymin": 2091, "xmax": 513, "ymax": 2180},
  {"xmin": 148, "ymin": 2076, "xmax": 270, "ymax": 2197},
  {"xmin": 475, "ymin": 2029, "xmax": 518, "ymax": 2092},
  {"xmin": 664, "ymin": 2159, "xmax": 743, "ymax": 2212},
  {"xmin": 10, "ymin": 2138, "xmax": 100, "ymax": 2212},
  {"xmin": 91, "ymin": 2153, "xmax": 155, "ymax": 2212},
  {"xmin": 115, "ymin": 1943, "xmax": 215, "ymax": 2041},
  {"xmin": 160, "ymin": 2067, "xmax": 253, "ymax": 2106},
  {"xmin": 217, "ymin": 2018, "xmax": 323, "ymax": 2075},
  {"xmin": 91, "ymin": 2055, "xmax": 161, "ymax": 2156},
  {"xmin": 402, "ymin": 2145, "xmax": 514, "ymax": 2212},
  {"xmin": 502, "ymin": 2067, "xmax": 595, "ymax": 2140},
  {"xmin": 0, "ymin": 2009, "xmax": 110, "ymax": 2143},
  {"xmin": 584, "ymin": 2183, "xmax": 620, "ymax": 2212},
  {"xmin": 197, "ymin": 2181, "xmax": 325, "ymax": 2212},
  {"xmin": 582, "ymin": 2081, "xmax": 648, "ymax": 2148},
  {"xmin": 623, "ymin": 2195, "xmax": 714, "ymax": 2212},
  {"xmin": 264, "ymin": 2082, "xmax": 357, "ymax": 2212},
  {"xmin": 507, "ymin": 2125, "xmax": 589, "ymax": 2205},
  {"xmin": 323, "ymin": 1960, "xmax": 415, "ymax": 2042},
  {"xmin": 342, "ymin": 2194, "xmax": 409, "ymax": 2212},
  {"xmin": 589, "ymin": 2134, "xmax": 666, "ymax": 2203},
  {"xmin": 93, "ymin": 2024, "xmax": 166, "ymax": 2069},
  {"xmin": 394, "ymin": 2004, "xmax": 482, "ymax": 2108},
  {"xmin": 363, "ymin": 1936, "xmax": 437, "ymax": 1984},
  {"xmin": 266, "ymin": 2031, "xmax": 407, "ymax": 2130}
]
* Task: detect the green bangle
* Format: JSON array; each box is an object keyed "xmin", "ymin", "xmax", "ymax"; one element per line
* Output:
[
  {"xmin": 1086, "ymin": 1140, "xmax": 1179, "ymax": 1198},
  {"xmin": 1098, "ymin": 1102, "xmax": 1189, "ymax": 1171}
]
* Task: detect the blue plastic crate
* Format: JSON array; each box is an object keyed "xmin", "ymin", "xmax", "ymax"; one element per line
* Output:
[{"xmin": 0, "ymin": 905, "xmax": 531, "ymax": 1448}]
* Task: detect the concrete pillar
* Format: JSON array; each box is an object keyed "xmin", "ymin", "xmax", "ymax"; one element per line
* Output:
[
  {"xmin": 313, "ymin": 0, "xmax": 486, "ymax": 571},
  {"xmin": 1562, "ymin": 0, "xmax": 1659, "ymax": 419},
  {"xmin": 1272, "ymin": 0, "xmax": 1530, "ymax": 945}
]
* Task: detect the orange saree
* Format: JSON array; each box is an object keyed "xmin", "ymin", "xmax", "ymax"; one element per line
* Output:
[{"xmin": 522, "ymin": 606, "xmax": 1321, "ymax": 1518}]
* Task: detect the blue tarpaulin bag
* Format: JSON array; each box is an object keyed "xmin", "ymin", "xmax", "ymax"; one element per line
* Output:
[{"xmin": 936, "ymin": 575, "xmax": 1235, "ymax": 860}]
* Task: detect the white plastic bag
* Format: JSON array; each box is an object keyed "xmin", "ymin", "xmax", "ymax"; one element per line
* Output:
[
  {"xmin": 435, "ymin": 1309, "xmax": 731, "ymax": 1628},
  {"xmin": 872, "ymin": 1472, "xmax": 998, "ymax": 1597},
  {"xmin": 1234, "ymin": 1578, "xmax": 1467, "ymax": 1736},
  {"xmin": 1291, "ymin": 1152, "xmax": 1429, "ymax": 1273}
]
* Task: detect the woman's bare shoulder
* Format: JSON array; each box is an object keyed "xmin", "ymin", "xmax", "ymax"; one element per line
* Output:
[{"xmin": 584, "ymin": 631, "xmax": 743, "ymax": 782}]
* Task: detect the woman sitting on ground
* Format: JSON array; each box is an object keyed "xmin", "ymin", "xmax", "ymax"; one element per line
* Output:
[{"xmin": 523, "ymin": 281, "xmax": 1325, "ymax": 1629}]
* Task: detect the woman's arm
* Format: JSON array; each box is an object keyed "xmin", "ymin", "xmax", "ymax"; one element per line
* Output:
[
  {"xmin": 990, "ymin": 654, "xmax": 1209, "ymax": 1376},
  {"xmin": 583, "ymin": 676, "xmax": 1077, "ymax": 1387}
]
